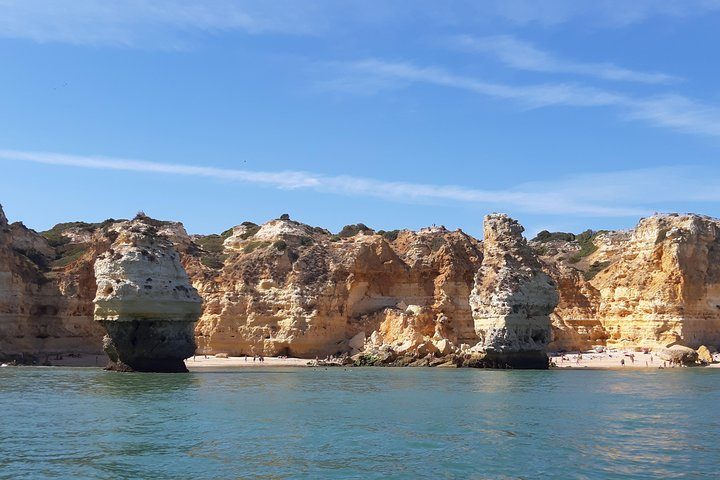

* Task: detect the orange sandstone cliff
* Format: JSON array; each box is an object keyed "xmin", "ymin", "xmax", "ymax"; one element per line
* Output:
[
  {"xmin": 1, "ymin": 203, "xmax": 719, "ymax": 364},
  {"xmin": 536, "ymin": 214, "xmax": 720, "ymax": 351}
]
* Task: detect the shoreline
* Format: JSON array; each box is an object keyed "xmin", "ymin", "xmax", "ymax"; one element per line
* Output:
[
  {"xmin": 185, "ymin": 355, "xmax": 311, "ymax": 369},
  {"xmin": 550, "ymin": 350, "xmax": 720, "ymax": 369},
  {"xmin": 3, "ymin": 352, "xmax": 719, "ymax": 370}
]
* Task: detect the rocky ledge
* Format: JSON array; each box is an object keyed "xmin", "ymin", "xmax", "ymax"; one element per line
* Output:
[{"xmin": 93, "ymin": 216, "xmax": 202, "ymax": 372}]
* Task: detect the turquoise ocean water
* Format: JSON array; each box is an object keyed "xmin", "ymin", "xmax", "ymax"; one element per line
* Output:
[{"xmin": 1, "ymin": 367, "xmax": 719, "ymax": 479}]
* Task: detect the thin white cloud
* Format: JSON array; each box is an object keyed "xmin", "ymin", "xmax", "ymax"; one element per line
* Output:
[
  {"xmin": 333, "ymin": 59, "xmax": 720, "ymax": 138},
  {"xmin": 3, "ymin": 1, "xmax": 720, "ymax": 48},
  {"xmin": 4, "ymin": 148, "xmax": 718, "ymax": 218},
  {"xmin": 454, "ymin": 35, "xmax": 679, "ymax": 84},
  {"xmin": 485, "ymin": 0, "xmax": 720, "ymax": 27},
  {"xmin": 0, "ymin": 0, "xmax": 315, "ymax": 47}
]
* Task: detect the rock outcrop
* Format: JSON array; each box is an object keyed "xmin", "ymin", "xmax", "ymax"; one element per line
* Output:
[
  {"xmin": 697, "ymin": 345, "xmax": 713, "ymax": 364},
  {"xmin": 469, "ymin": 214, "xmax": 559, "ymax": 368},
  {"xmin": 0, "ymin": 205, "xmax": 105, "ymax": 362},
  {"xmin": 535, "ymin": 214, "xmax": 720, "ymax": 352},
  {"xmin": 191, "ymin": 218, "xmax": 482, "ymax": 360},
  {"xmin": 656, "ymin": 345, "xmax": 698, "ymax": 366},
  {"xmin": 93, "ymin": 217, "xmax": 202, "ymax": 372},
  {"xmin": 3, "ymin": 204, "xmax": 720, "ymax": 366}
]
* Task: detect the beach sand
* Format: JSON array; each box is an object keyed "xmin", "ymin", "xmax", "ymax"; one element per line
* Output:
[
  {"xmin": 185, "ymin": 355, "xmax": 311, "ymax": 369},
  {"xmin": 550, "ymin": 350, "xmax": 720, "ymax": 369}
]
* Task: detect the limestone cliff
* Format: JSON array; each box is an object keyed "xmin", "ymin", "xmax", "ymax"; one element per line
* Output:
[
  {"xmin": 469, "ymin": 214, "xmax": 558, "ymax": 368},
  {"xmin": 2, "ymin": 204, "xmax": 720, "ymax": 365},
  {"xmin": 191, "ymin": 218, "xmax": 482, "ymax": 359},
  {"xmin": 535, "ymin": 214, "xmax": 720, "ymax": 351},
  {"xmin": 0, "ymin": 205, "xmax": 105, "ymax": 362},
  {"xmin": 94, "ymin": 217, "xmax": 202, "ymax": 372}
]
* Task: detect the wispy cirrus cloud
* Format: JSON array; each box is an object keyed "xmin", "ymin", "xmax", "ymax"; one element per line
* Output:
[
  {"xmin": 3, "ymin": 148, "xmax": 720, "ymax": 218},
  {"xmin": 485, "ymin": 0, "xmax": 720, "ymax": 27},
  {"xmin": 329, "ymin": 59, "xmax": 720, "ymax": 138},
  {"xmin": 0, "ymin": 0, "xmax": 317, "ymax": 48},
  {"xmin": 453, "ymin": 35, "xmax": 679, "ymax": 84},
  {"xmin": 3, "ymin": 1, "xmax": 720, "ymax": 48}
]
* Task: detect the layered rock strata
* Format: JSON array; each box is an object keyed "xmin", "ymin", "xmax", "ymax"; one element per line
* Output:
[
  {"xmin": 93, "ymin": 218, "xmax": 202, "ymax": 372},
  {"xmin": 2, "ymin": 204, "xmax": 720, "ymax": 367},
  {"xmin": 536, "ymin": 214, "xmax": 720, "ymax": 352},
  {"xmin": 0, "ymin": 205, "xmax": 105, "ymax": 362},
  {"xmin": 191, "ymin": 219, "xmax": 483, "ymax": 360},
  {"xmin": 469, "ymin": 214, "xmax": 559, "ymax": 368}
]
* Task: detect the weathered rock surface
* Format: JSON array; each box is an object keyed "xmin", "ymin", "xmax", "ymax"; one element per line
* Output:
[
  {"xmin": 192, "ymin": 219, "xmax": 482, "ymax": 360},
  {"xmin": 697, "ymin": 345, "xmax": 713, "ymax": 364},
  {"xmin": 93, "ymin": 216, "xmax": 202, "ymax": 372},
  {"xmin": 469, "ymin": 214, "xmax": 559, "ymax": 368},
  {"xmin": 0, "ymin": 205, "xmax": 105, "ymax": 362},
  {"xmin": 3, "ymin": 204, "xmax": 720, "ymax": 366},
  {"xmin": 535, "ymin": 214, "xmax": 720, "ymax": 352},
  {"xmin": 656, "ymin": 345, "xmax": 699, "ymax": 365}
]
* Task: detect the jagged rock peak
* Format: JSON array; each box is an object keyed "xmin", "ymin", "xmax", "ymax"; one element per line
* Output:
[
  {"xmin": 482, "ymin": 213, "xmax": 536, "ymax": 260},
  {"xmin": 0, "ymin": 204, "xmax": 7, "ymax": 228}
]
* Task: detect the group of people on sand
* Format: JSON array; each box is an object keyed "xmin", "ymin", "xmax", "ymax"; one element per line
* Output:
[
  {"xmin": 619, "ymin": 353, "xmax": 643, "ymax": 366},
  {"xmin": 555, "ymin": 349, "xmax": 710, "ymax": 368},
  {"xmin": 243, "ymin": 354, "xmax": 265, "ymax": 363},
  {"xmin": 311, "ymin": 354, "xmax": 345, "ymax": 366}
]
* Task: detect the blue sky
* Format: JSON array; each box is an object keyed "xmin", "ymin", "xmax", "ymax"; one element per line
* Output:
[{"xmin": 1, "ymin": 0, "xmax": 720, "ymax": 238}]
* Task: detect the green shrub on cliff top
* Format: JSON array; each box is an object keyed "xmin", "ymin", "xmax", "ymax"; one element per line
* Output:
[
  {"xmin": 338, "ymin": 223, "xmax": 374, "ymax": 238},
  {"xmin": 41, "ymin": 219, "xmax": 124, "ymax": 247},
  {"xmin": 243, "ymin": 240, "xmax": 271, "ymax": 254},
  {"xmin": 532, "ymin": 230, "xmax": 576, "ymax": 243},
  {"xmin": 197, "ymin": 234, "xmax": 224, "ymax": 253},
  {"xmin": 568, "ymin": 230, "xmax": 605, "ymax": 263},
  {"xmin": 377, "ymin": 230, "xmax": 400, "ymax": 242},
  {"xmin": 239, "ymin": 222, "xmax": 261, "ymax": 240}
]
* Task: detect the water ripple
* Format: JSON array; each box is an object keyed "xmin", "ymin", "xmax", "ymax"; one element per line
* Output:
[{"xmin": 1, "ymin": 367, "xmax": 719, "ymax": 479}]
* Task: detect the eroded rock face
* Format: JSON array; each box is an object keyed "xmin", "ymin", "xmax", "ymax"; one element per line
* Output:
[
  {"xmin": 536, "ymin": 214, "xmax": 720, "ymax": 351},
  {"xmin": 93, "ymin": 218, "xmax": 201, "ymax": 372},
  {"xmin": 0, "ymin": 205, "xmax": 105, "ymax": 362},
  {"xmin": 191, "ymin": 220, "xmax": 483, "ymax": 360},
  {"xmin": 5, "ymin": 205, "xmax": 720, "ymax": 366},
  {"xmin": 469, "ymin": 214, "xmax": 559, "ymax": 368}
]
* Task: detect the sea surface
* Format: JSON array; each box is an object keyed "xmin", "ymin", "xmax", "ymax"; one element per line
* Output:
[{"xmin": 1, "ymin": 367, "xmax": 719, "ymax": 479}]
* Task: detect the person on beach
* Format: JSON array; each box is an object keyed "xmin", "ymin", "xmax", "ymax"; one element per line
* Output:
[{"xmin": 621, "ymin": 358, "xmax": 625, "ymax": 366}]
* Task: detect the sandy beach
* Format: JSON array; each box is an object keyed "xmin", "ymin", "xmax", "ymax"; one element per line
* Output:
[
  {"xmin": 550, "ymin": 350, "xmax": 720, "ymax": 369},
  {"xmin": 185, "ymin": 355, "xmax": 311, "ymax": 369}
]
